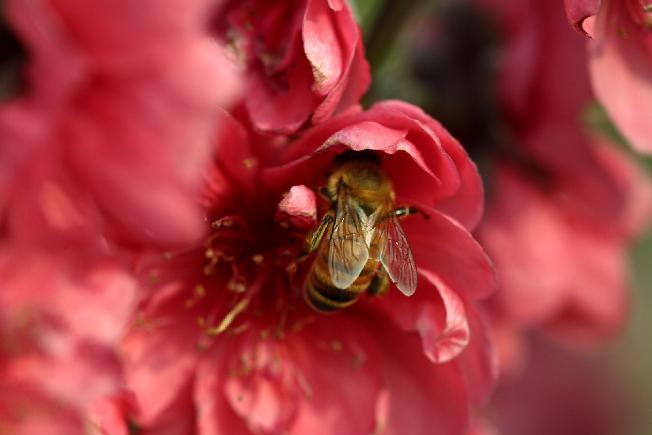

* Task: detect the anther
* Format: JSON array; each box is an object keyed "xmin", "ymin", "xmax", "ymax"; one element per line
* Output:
[
  {"xmin": 227, "ymin": 277, "xmax": 247, "ymax": 293},
  {"xmin": 243, "ymin": 158, "xmax": 257, "ymax": 169},
  {"xmin": 211, "ymin": 217, "xmax": 234, "ymax": 229}
]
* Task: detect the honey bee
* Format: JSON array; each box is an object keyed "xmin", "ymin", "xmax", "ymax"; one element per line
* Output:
[{"xmin": 304, "ymin": 151, "xmax": 419, "ymax": 313}]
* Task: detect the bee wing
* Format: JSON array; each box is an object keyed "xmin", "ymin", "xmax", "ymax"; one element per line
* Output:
[
  {"xmin": 375, "ymin": 213, "xmax": 417, "ymax": 296},
  {"xmin": 328, "ymin": 185, "xmax": 370, "ymax": 289}
]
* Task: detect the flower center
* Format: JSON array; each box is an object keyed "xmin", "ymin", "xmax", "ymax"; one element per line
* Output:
[{"xmin": 193, "ymin": 210, "xmax": 313, "ymax": 347}]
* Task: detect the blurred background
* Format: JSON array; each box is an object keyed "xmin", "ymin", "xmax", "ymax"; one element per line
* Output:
[{"xmin": 350, "ymin": 0, "xmax": 652, "ymax": 434}]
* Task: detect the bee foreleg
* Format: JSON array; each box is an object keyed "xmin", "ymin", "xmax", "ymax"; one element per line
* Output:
[{"xmin": 305, "ymin": 213, "xmax": 334, "ymax": 254}]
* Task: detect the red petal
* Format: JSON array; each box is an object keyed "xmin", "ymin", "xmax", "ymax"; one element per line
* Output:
[
  {"xmin": 376, "ymin": 325, "xmax": 470, "ymax": 435},
  {"xmin": 403, "ymin": 206, "xmax": 495, "ymax": 300}
]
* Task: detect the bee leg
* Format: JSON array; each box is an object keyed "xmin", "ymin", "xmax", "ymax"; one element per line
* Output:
[
  {"xmin": 393, "ymin": 206, "xmax": 429, "ymax": 220},
  {"xmin": 368, "ymin": 268, "xmax": 390, "ymax": 297},
  {"xmin": 302, "ymin": 213, "xmax": 334, "ymax": 256}
]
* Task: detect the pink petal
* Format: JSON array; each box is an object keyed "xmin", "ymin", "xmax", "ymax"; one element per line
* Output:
[
  {"xmin": 371, "ymin": 270, "xmax": 470, "ymax": 364},
  {"xmin": 0, "ymin": 251, "xmax": 135, "ymax": 345},
  {"xmin": 0, "ymin": 383, "xmax": 85, "ymax": 435},
  {"xmin": 142, "ymin": 381, "xmax": 199, "ymax": 435},
  {"xmin": 467, "ymin": 419, "xmax": 501, "ymax": 435},
  {"xmin": 303, "ymin": 0, "xmax": 344, "ymax": 94},
  {"xmin": 591, "ymin": 141, "xmax": 652, "ymax": 238},
  {"xmin": 246, "ymin": 56, "xmax": 321, "ymax": 133},
  {"xmin": 542, "ymin": 239, "xmax": 628, "ymax": 343},
  {"xmin": 486, "ymin": 338, "xmax": 631, "ymax": 435},
  {"xmin": 311, "ymin": 1, "xmax": 370, "ymax": 123},
  {"xmin": 478, "ymin": 167, "xmax": 630, "ymax": 340},
  {"xmin": 45, "ymin": 0, "xmax": 215, "ymax": 67},
  {"xmin": 261, "ymin": 103, "xmax": 473, "ymax": 222},
  {"xmin": 589, "ymin": 0, "xmax": 652, "ymax": 154},
  {"xmin": 194, "ymin": 340, "xmax": 257, "ymax": 435},
  {"xmin": 89, "ymin": 397, "xmax": 130, "ymax": 435},
  {"xmin": 376, "ymin": 325, "xmax": 470, "ymax": 435},
  {"xmin": 564, "ymin": 0, "xmax": 601, "ymax": 34},
  {"xmin": 376, "ymin": 100, "xmax": 484, "ymax": 229},
  {"xmin": 5, "ymin": 342, "xmax": 123, "ymax": 413},
  {"xmin": 122, "ymin": 283, "xmax": 201, "ymax": 425},
  {"xmin": 276, "ymin": 185, "xmax": 318, "ymax": 229},
  {"xmin": 212, "ymin": 109, "xmax": 261, "ymax": 198},
  {"xmin": 287, "ymin": 320, "xmax": 382, "ymax": 435},
  {"xmin": 458, "ymin": 305, "xmax": 498, "ymax": 407},
  {"xmin": 323, "ymin": 42, "xmax": 371, "ymax": 121},
  {"xmin": 402, "ymin": 206, "xmax": 495, "ymax": 300},
  {"xmin": 194, "ymin": 317, "xmax": 383, "ymax": 435}
]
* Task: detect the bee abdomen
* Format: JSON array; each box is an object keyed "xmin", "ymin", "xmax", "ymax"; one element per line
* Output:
[
  {"xmin": 304, "ymin": 259, "xmax": 374, "ymax": 313},
  {"xmin": 305, "ymin": 280, "xmax": 358, "ymax": 313}
]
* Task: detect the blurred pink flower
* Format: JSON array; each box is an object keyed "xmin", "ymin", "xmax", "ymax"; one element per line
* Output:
[
  {"xmin": 0, "ymin": 250, "xmax": 135, "ymax": 434},
  {"xmin": 122, "ymin": 102, "xmax": 496, "ymax": 434},
  {"xmin": 214, "ymin": 0, "xmax": 370, "ymax": 133},
  {"xmin": 476, "ymin": 0, "xmax": 652, "ymax": 343},
  {"xmin": 565, "ymin": 0, "xmax": 652, "ymax": 154},
  {"xmin": 479, "ymin": 153, "xmax": 650, "ymax": 342},
  {"xmin": 1, "ymin": 0, "xmax": 240, "ymax": 248},
  {"xmin": 478, "ymin": 337, "xmax": 633, "ymax": 435},
  {"xmin": 0, "ymin": 0, "xmax": 240, "ymax": 432}
]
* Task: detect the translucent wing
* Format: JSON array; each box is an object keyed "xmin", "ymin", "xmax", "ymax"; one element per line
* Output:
[
  {"xmin": 328, "ymin": 184, "xmax": 370, "ymax": 289},
  {"xmin": 375, "ymin": 212, "xmax": 417, "ymax": 296}
]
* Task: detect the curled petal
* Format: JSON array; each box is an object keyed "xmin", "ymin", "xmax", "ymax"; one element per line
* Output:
[
  {"xmin": 372, "ymin": 269, "xmax": 470, "ymax": 364},
  {"xmin": 564, "ymin": 0, "xmax": 601, "ymax": 34},
  {"xmin": 372, "ymin": 100, "xmax": 484, "ymax": 230},
  {"xmin": 276, "ymin": 185, "xmax": 318, "ymax": 229}
]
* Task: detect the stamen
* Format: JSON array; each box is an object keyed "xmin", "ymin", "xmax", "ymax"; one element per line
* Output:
[
  {"xmin": 206, "ymin": 297, "xmax": 250, "ymax": 336},
  {"xmin": 243, "ymin": 158, "xmax": 257, "ymax": 169},
  {"xmin": 211, "ymin": 216, "xmax": 234, "ymax": 229}
]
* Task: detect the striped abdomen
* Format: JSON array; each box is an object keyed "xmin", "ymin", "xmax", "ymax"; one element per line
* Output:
[{"xmin": 304, "ymin": 247, "xmax": 378, "ymax": 313}]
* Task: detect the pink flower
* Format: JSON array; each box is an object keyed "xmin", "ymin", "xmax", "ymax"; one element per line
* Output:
[
  {"xmin": 214, "ymin": 0, "xmax": 370, "ymax": 133},
  {"xmin": 565, "ymin": 0, "xmax": 652, "ymax": 154},
  {"xmin": 475, "ymin": 0, "xmax": 652, "ymax": 343},
  {"xmin": 122, "ymin": 102, "xmax": 496, "ymax": 434}
]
